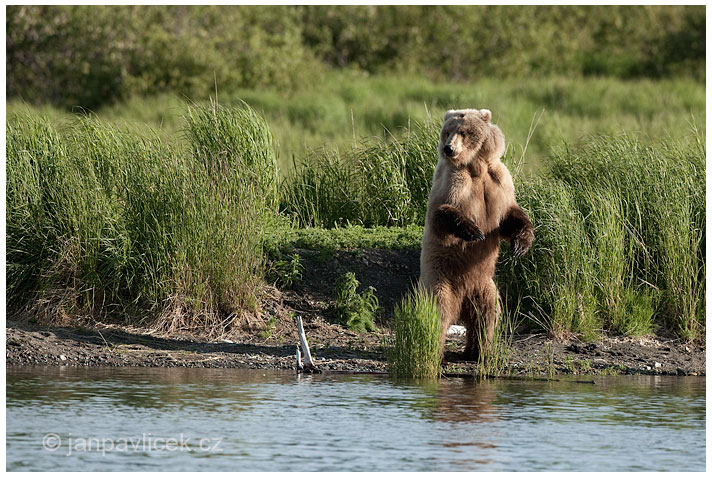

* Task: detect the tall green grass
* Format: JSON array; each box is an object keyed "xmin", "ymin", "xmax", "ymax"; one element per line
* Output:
[
  {"xmin": 498, "ymin": 180, "xmax": 601, "ymax": 340},
  {"xmin": 498, "ymin": 133, "xmax": 705, "ymax": 341},
  {"xmin": 7, "ymin": 104, "xmax": 275, "ymax": 336},
  {"xmin": 388, "ymin": 289, "xmax": 442, "ymax": 379},
  {"xmin": 281, "ymin": 118, "xmax": 438, "ymax": 227},
  {"xmin": 552, "ymin": 134, "xmax": 705, "ymax": 339},
  {"xmin": 184, "ymin": 101, "xmax": 279, "ymax": 213}
]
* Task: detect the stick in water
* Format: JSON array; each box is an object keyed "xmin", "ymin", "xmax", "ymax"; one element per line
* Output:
[{"xmin": 295, "ymin": 315, "xmax": 321, "ymax": 373}]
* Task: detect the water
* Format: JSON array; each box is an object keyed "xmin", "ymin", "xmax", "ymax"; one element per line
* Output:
[{"xmin": 6, "ymin": 367, "xmax": 706, "ymax": 471}]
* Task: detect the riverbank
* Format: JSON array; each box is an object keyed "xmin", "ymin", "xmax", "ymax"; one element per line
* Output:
[
  {"xmin": 6, "ymin": 247, "xmax": 705, "ymax": 376},
  {"xmin": 5, "ymin": 319, "xmax": 705, "ymax": 376}
]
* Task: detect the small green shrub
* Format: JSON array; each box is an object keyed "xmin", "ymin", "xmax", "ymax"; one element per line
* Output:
[
  {"xmin": 333, "ymin": 272, "xmax": 380, "ymax": 332},
  {"xmin": 267, "ymin": 253, "xmax": 303, "ymax": 288},
  {"xmin": 388, "ymin": 288, "xmax": 442, "ymax": 379}
]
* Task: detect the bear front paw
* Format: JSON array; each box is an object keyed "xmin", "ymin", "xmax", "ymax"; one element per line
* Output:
[
  {"xmin": 458, "ymin": 223, "xmax": 485, "ymax": 242},
  {"xmin": 513, "ymin": 229, "xmax": 534, "ymax": 256},
  {"xmin": 435, "ymin": 205, "xmax": 484, "ymax": 242}
]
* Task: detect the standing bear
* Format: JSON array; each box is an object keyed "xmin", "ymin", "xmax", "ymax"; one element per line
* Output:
[{"xmin": 419, "ymin": 108, "xmax": 534, "ymax": 360}]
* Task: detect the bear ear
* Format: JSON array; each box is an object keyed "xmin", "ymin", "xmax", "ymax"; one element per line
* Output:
[
  {"xmin": 479, "ymin": 109, "xmax": 492, "ymax": 123},
  {"xmin": 444, "ymin": 110, "xmax": 459, "ymax": 122}
]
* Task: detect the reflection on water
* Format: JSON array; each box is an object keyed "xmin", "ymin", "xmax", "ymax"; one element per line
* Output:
[{"xmin": 6, "ymin": 367, "xmax": 706, "ymax": 472}]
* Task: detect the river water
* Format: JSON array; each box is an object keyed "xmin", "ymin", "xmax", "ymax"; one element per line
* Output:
[{"xmin": 6, "ymin": 367, "xmax": 706, "ymax": 471}]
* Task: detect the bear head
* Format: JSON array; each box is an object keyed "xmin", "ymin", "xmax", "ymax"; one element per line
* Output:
[{"xmin": 439, "ymin": 108, "xmax": 505, "ymax": 167}]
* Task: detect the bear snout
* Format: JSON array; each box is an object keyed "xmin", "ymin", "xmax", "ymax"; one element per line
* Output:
[{"xmin": 443, "ymin": 144, "xmax": 454, "ymax": 157}]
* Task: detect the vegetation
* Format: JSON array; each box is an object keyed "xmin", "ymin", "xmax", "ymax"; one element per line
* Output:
[
  {"xmin": 8, "ymin": 6, "xmax": 704, "ymax": 110},
  {"xmin": 332, "ymin": 272, "xmax": 380, "ymax": 333},
  {"xmin": 264, "ymin": 224, "xmax": 424, "ymax": 255},
  {"xmin": 266, "ymin": 253, "xmax": 303, "ymax": 289},
  {"xmin": 498, "ymin": 133, "xmax": 705, "ymax": 341},
  {"xmin": 7, "ymin": 6, "xmax": 705, "ymax": 165},
  {"xmin": 475, "ymin": 298, "xmax": 522, "ymax": 377},
  {"xmin": 8, "ymin": 73, "xmax": 705, "ymax": 170},
  {"xmin": 282, "ymin": 117, "xmax": 438, "ymax": 227},
  {"xmin": 388, "ymin": 289, "xmax": 442, "ymax": 379},
  {"xmin": 7, "ymin": 6, "xmax": 318, "ymax": 109},
  {"xmin": 5, "ymin": 5, "xmax": 705, "ymax": 346},
  {"xmin": 6, "ymin": 102, "xmax": 706, "ymax": 342},
  {"xmin": 7, "ymin": 104, "xmax": 271, "ymax": 335},
  {"xmin": 258, "ymin": 316, "xmax": 278, "ymax": 341}
]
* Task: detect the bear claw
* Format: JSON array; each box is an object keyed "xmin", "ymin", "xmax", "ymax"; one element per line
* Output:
[
  {"xmin": 513, "ymin": 231, "xmax": 534, "ymax": 256},
  {"xmin": 460, "ymin": 225, "xmax": 485, "ymax": 242}
]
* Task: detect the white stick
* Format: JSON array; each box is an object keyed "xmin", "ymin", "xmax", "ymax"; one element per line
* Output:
[
  {"xmin": 296, "ymin": 315, "xmax": 315, "ymax": 368},
  {"xmin": 296, "ymin": 345, "xmax": 303, "ymax": 371}
]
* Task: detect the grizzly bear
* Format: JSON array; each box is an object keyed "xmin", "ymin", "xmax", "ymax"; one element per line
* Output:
[{"xmin": 419, "ymin": 108, "xmax": 534, "ymax": 360}]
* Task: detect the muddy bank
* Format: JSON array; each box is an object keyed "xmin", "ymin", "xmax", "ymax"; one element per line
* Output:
[
  {"xmin": 5, "ymin": 317, "xmax": 386, "ymax": 372},
  {"xmin": 6, "ymin": 248, "xmax": 706, "ymax": 376},
  {"xmin": 6, "ymin": 320, "xmax": 705, "ymax": 376}
]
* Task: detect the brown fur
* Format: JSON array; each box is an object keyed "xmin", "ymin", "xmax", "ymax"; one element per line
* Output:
[{"xmin": 419, "ymin": 108, "xmax": 534, "ymax": 360}]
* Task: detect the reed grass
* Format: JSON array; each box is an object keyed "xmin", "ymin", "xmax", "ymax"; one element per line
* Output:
[
  {"xmin": 497, "ymin": 180, "xmax": 600, "ymax": 341},
  {"xmin": 549, "ymin": 134, "xmax": 705, "ymax": 339}
]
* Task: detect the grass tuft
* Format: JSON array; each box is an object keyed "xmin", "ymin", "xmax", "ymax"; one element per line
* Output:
[{"xmin": 388, "ymin": 288, "xmax": 442, "ymax": 379}]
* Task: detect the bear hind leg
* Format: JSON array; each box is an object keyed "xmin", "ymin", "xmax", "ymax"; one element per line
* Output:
[
  {"xmin": 434, "ymin": 284, "xmax": 462, "ymax": 358},
  {"xmin": 463, "ymin": 280, "xmax": 499, "ymax": 362},
  {"xmin": 461, "ymin": 298, "xmax": 480, "ymax": 360}
]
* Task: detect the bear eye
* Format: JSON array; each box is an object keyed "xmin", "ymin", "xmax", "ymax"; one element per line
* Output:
[{"xmin": 458, "ymin": 131, "xmax": 465, "ymax": 137}]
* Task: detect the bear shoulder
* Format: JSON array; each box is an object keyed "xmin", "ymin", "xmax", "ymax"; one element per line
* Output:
[{"xmin": 487, "ymin": 161, "xmax": 513, "ymax": 189}]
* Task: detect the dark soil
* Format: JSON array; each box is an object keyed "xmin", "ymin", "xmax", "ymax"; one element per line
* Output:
[{"xmin": 6, "ymin": 248, "xmax": 706, "ymax": 377}]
